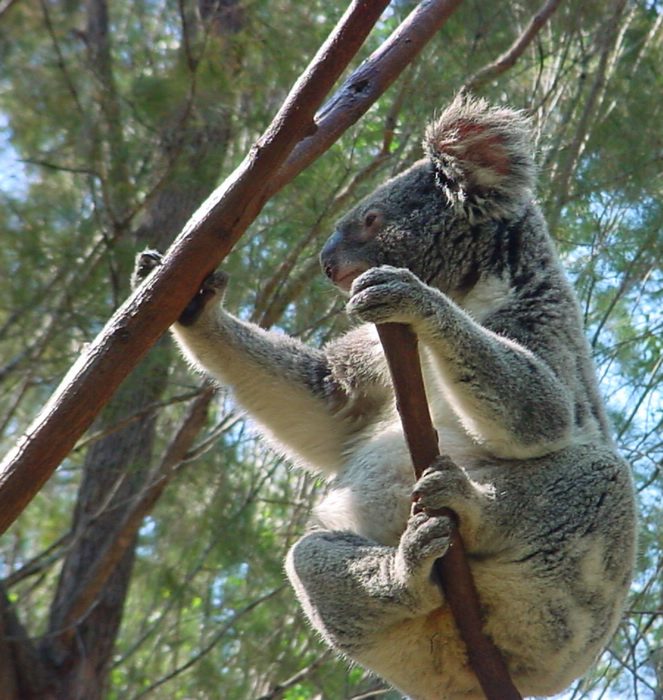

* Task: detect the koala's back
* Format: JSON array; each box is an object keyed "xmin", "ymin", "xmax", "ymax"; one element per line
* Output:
[
  {"xmin": 343, "ymin": 442, "xmax": 636, "ymax": 699},
  {"xmin": 474, "ymin": 443, "xmax": 635, "ymax": 689}
]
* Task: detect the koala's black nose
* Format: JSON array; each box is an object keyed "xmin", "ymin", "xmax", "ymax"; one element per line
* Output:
[{"xmin": 320, "ymin": 230, "xmax": 343, "ymax": 278}]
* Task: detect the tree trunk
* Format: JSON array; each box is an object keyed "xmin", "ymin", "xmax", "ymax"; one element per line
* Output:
[{"xmin": 41, "ymin": 343, "xmax": 170, "ymax": 700}]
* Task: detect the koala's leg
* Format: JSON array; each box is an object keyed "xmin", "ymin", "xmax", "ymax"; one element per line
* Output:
[{"xmin": 286, "ymin": 513, "xmax": 451, "ymax": 655}]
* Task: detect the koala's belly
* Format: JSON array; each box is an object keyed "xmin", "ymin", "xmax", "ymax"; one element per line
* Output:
[
  {"xmin": 313, "ymin": 416, "xmax": 497, "ymax": 547},
  {"xmin": 313, "ymin": 424, "xmax": 415, "ymax": 546}
]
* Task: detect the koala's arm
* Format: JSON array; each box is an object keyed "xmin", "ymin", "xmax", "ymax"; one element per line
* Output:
[
  {"xmin": 349, "ymin": 266, "xmax": 574, "ymax": 459},
  {"xmin": 170, "ymin": 274, "xmax": 390, "ymax": 474}
]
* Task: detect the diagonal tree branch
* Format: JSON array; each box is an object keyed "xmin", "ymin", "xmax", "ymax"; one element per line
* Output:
[
  {"xmin": 266, "ymin": 0, "xmax": 463, "ymax": 197},
  {"xmin": 0, "ymin": 0, "xmax": 463, "ymax": 535}
]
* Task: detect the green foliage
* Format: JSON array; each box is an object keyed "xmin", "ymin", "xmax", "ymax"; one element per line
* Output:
[{"xmin": 0, "ymin": 1, "xmax": 660, "ymax": 698}]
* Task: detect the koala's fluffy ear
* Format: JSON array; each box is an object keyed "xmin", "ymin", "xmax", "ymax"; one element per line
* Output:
[{"xmin": 424, "ymin": 94, "xmax": 536, "ymax": 222}]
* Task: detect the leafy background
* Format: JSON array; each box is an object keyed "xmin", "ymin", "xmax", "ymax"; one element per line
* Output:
[{"xmin": 0, "ymin": 1, "xmax": 660, "ymax": 698}]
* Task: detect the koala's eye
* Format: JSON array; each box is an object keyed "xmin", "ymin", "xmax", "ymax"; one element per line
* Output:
[
  {"xmin": 363, "ymin": 210, "xmax": 381, "ymax": 229},
  {"xmin": 357, "ymin": 209, "xmax": 382, "ymax": 242}
]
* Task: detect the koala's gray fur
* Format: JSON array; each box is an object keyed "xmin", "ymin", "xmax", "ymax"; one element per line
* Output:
[{"xmin": 133, "ymin": 95, "xmax": 636, "ymax": 699}]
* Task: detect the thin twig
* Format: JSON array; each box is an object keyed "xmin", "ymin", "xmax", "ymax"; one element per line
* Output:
[
  {"xmin": 128, "ymin": 587, "xmax": 285, "ymax": 700},
  {"xmin": 257, "ymin": 652, "xmax": 332, "ymax": 700},
  {"xmin": 463, "ymin": 0, "xmax": 564, "ymax": 92}
]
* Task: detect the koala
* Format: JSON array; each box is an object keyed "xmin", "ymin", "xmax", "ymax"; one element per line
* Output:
[{"xmin": 133, "ymin": 96, "xmax": 636, "ymax": 699}]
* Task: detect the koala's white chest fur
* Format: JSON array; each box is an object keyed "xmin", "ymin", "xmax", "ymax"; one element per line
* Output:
[
  {"xmin": 455, "ymin": 274, "xmax": 513, "ymax": 322},
  {"xmin": 313, "ymin": 371, "xmax": 496, "ymax": 548}
]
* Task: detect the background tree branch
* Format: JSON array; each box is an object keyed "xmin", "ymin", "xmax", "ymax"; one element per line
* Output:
[{"xmin": 462, "ymin": 0, "xmax": 564, "ymax": 93}]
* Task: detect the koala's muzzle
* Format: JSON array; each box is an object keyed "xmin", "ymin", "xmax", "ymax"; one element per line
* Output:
[
  {"xmin": 320, "ymin": 230, "xmax": 343, "ymax": 278},
  {"xmin": 320, "ymin": 230, "xmax": 369, "ymax": 291}
]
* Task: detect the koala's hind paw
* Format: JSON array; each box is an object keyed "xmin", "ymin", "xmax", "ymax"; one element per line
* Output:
[
  {"xmin": 178, "ymin": 269, "xmax": 229, "ymax": 327},
  {"xmin": 398, "ymin": 511, "xmax": 452, "ymax": 575},
  {"xmin": 131, "ymin": 249, "xmax": 163, "ymax": 290},
  {"xmin": 412, "ymin": 457, "xmax": 475, "ymax": 513}
]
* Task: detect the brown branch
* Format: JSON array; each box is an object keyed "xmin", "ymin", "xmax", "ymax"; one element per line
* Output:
[
  {"xmin": 266, "ymin": 0, "xmax": 463, "ymax": 198},
  {"xmin": 463, "ymin": 0, "xmax": 564, "ymax": 93},
  {"xmin": 376, "ymin": 323, "xmax": 522, "ymax": 700},
  {"xmin": 0, "ymin": 0, "xmax": 464, "ymax": 535}
]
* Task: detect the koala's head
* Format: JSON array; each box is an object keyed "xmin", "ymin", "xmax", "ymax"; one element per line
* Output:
[{"xmin": 320, "ymin": 95, "xmax": 536, "ymax": 293}]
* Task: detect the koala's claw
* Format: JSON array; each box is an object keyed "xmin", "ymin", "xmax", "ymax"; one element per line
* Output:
[
  {"xmin": 201, "ymin": 269, "xmax": 229, "ymax": 293},
  {"xmin": 178, "ymin": 269, "xmax": 229, "ymax": 327},
  {"xmin": 346, "ymin": 265, "xmax": 428, "ymax": 325},
  {"xmin": 412, "ymin": 457, "xmax": 473, "ymax": 513},
  {"xmin": 131, "ymin": 249, "xmax": 164, "ymax": 289},
  {"xmin": 130, "ymin": 247, "xmax": 228, "ymax": 327},
  {"xmin": 399, "ymin": 511, "xmax": 452, "ymax": 573}
]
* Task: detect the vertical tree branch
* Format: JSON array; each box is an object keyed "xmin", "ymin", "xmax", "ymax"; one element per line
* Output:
[{"xmin": 376, "ymin": 323, "xmax": 522, "ymax": 700}]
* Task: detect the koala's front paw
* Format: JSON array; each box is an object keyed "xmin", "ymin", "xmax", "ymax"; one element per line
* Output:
[
  {"xmin": 398, "ymin": 511, "xmax": 452, "ymax": 576},
  {"xmin": 131, "ymin": 249, "xmax": 163, "ymax": 290},
  {"xmin": 347, "ymin": 265, "xmax": 431, "ymax": 325},
  {"xmin": 179, "ymin": 270, "xmax": 229, "ymax": 327}
]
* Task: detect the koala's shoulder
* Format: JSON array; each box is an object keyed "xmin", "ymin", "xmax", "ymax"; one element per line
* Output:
[{"xmin": 325, "ymin": 324, "xmax": 381, "ymax": 365}]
